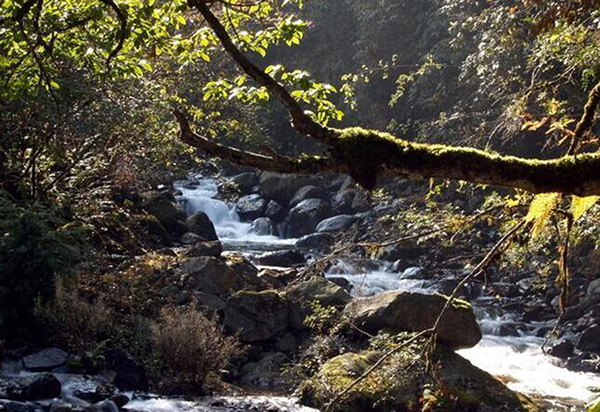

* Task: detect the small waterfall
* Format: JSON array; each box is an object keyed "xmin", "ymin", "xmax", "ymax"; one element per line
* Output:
[{"xmin": 174, "ymin": 176, "xmax": 294, "ymax": 245}]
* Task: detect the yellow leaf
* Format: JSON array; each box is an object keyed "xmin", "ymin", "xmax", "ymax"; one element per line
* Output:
[
  {"xmin": 571, "ymin": 195, "xmax": 599, "ymax": 220},
  {"xmin": 525, "ymin": 193, "xmax": 561, "ymax": 239}
]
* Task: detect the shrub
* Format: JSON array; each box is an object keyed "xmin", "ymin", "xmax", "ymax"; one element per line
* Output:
[
  {"xmin": 34, "ymin": 280, "xmax": 115, "ymax": 352},
  {"xmin": 0, "ymin": 193, "xmax": 83, "ymax": 339},
  {"xmin": 150, "ymin": 305, "xmax": 242, "ymax": 387}
]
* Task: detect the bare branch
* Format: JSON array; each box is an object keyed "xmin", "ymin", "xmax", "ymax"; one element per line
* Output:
[
  {"xmin": 568, "ymin": 79, "xmax": 600, "ymax": 155},
  {"xmin": 99, "ymin": 0, "xmax": 128, "ymax": 67}
]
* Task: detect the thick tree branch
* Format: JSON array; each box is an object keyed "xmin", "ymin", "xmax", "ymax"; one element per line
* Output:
[
  {"xmin": 99, "ymin": 0, "xmax": 127, "ymax": 67},
  {"xmin": 187, "ymin": 0, "xmax": 336, "ymax": 145},
  {"xmin": 174, "ymin": 110, "xmax": 345, "ymax": 174}
]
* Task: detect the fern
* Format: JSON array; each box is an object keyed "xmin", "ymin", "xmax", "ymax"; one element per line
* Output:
[
  {"xmin": 525, "ymin": 193, "xmax": 561, "ymax": 239},
  {"xmin": 571, "ymin": 195, "xmax": 599, "ymax": 220}
]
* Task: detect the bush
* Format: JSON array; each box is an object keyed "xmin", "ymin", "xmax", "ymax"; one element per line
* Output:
[
  {"xmin": 34, "ymin": 280, "xmax": 115, "ymax": 351},
  {"xmin": 0, "ymin": 193, "xmax": 83, "ymax": 339},
  {"xmin": 150, "ymin": 305, "xmax": 242, "ymax": 387}
]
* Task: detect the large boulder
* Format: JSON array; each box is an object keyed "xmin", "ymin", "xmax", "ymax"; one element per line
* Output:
[
  {"xmin": 1, "ymin": 373, "xmax": 62, "ymax": 401},
  {"xmin": 285, "ymin": 277, "xmax": 352, "ymax": 308},
  {"xmin": 223, "ymin": 290, "xmax": 290, "ymax": 342},
  {"xmin": 182, "ymin": 240, "xmax": 223, "ymax": 258},
  {"xmin": 225, "ymin": 255, "xmax": 268, "ymax": 291},
  {"xmin": 22, "ymin": 348, "xmax": 69, "ymax": 372},
  {"xmin": 249, "ymin": 217, "xmax": 273, "ymax": 236},
  {"xmin": 180, "ymin": 257, "xmax": 244, "ymax": 295},
  {"xmin": 333, "ymin": 189, "xmax": 371, "ymax": 214},
  {"xmin": 264, "ymin": 200, "xmax": 287, "ymax": 223},
  {"xmin": 259, "ymin": 173, "xmax": 321, "ymax": 205},
  {"xmin": 236, "ymin": 194, "xmax": 268, "ymax": 221},
  {"xmin": 342, "ymin": 291, "xmax": 481, "ymax": 350},
  {"xmin": 256, "ymin": 250, "xmax": 306, "ymax": 267},
  {"xmin": 290, "ymin": 186, "xmax": 329, "ymax": 208},
  {"xmin": 577, "ymin": 325, "xmax": 600, "ymax": 352},
  {"xmin": 295, "ymin": 233, "xmax": 335, "ymax": 252},
  {"xmin": 104, "ymin": 348, "xmax": 148, "ymax": 391},
  {"xmin": 184, "ymin": 212, "xmax": 218, "ymax": 241},
  {"xmin": 231, "ymin": 172, "xmax": 259, "ymax": 194},
  {"xmin": 142, "ymin": 192, "xmax": 186, "ymax": 236},
  {"xmin": 299, "ymin": 345, "xmax": 540, "ymax": 412},
  {"xmin": 374, "ymin": 241, "xmax": 424, "ymax": 262},
  {"xmin": 287, "ymin": 198, "xmax": 335, "ymax": 238},
  {"xmin": 315, "ymin": 215, "xmax": 357, "ymax": 233}
]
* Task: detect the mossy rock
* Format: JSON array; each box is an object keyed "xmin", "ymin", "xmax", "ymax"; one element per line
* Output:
[{"xmin": 298, "ymin": 340, "xmax": 542, "ymax": 412}]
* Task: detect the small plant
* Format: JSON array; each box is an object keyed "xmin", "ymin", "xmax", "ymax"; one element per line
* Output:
[
  {"xmin": 304, "ymin": 301, "xmax": 340, "ymax": 335},
  {"xmin": 150, "ymin": 305, "xmax": 242, "ymax": 387}
]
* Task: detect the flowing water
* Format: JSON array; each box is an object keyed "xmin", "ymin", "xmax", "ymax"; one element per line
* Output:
[{"xmin": 174, "ymin": 175, "xmax": 599, "ymax": 411}]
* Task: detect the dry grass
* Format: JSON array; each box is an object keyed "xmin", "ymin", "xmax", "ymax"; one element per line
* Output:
[{"xmin": 150, "ymin": 305, "xmax": 242, "ymax": 386}]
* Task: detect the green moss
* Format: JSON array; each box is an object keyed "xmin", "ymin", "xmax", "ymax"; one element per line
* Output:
[{"xmin": 330, "ymin": 126, "xmax": 600, "ymax": 195}]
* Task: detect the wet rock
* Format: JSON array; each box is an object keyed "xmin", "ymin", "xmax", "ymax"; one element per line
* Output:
[
  {"xmin": 257, "ymin": 269, "xmax": 284, "ymax": 289},
  {"xmin": 235, "ymin": 194, "xmax": 268, "ymax": 221},
  {"xmin": 142, "ymin": 192, "xmax": 186, "ymax": 236},
  {"xmin": 225, "ymin": 255, "xmax": 267, "ymax": 291},
  {"xmin": 567, "ymin": 352, "xmax": 600, "ymax": 373},
  {"xmin": 249, "ymin": 217, "xmax": 273, "ymax": 236},
  {"xmin": 179, "ymin": 232, "xmax": 204, "ymax": 245},
  {"xmin": 290, "ymin": 186, "xmax": 329, "ymax": 208},
  {"xmin": 3, "ymin": 373, "xmax": 61, "ymax": 401},
  {"xmin": 588, "ymin": 278, "xmax": 600, "ymax": 295},
  {"xmin": 342, "ymin": 291, "xmax": 481, "ymax": 350},
  {"xmin": 109, "ymin": 394, "xmax": 129, "ymax": 408},
  {"xmin": 180, "ymin": 257, "xmax": 244, "ymax": 295},
  {"xmin": 577, "ymin": 325, "xmax": 600, "ymax": 352},
  {"xmin": 196, "ymin": 292, "xmax": 227, "ymax": 313},
  {"xmin": 256, "ymin": 250, "xmax": 305, "ymax": 267},
  {"xmin": 264, "ymin": 201, "xmax": 286, "ymax": 223},
  {"xmin": 0, "ymin": 401, "xmax": 37, "ymax": 412},
  {"xmin": 287, "ymin": 199, "xmax": 335, "ymax": 238},
  {"xmin": 333, "ymin": 189, "xmax": 371, "ymax": 214},
  {"xmin": 259, "ymin": 173, "xmax": 320, "ymax": 205},
  {"xmin": 549, "ymin": 340, "xmax": 574, "ymax": 359},
  {"xmin": 74, "ymin": 383, "xmax": 116, "ymax": 403},
  {"xmin": 285, "ymin": 277, "xmax": 352, "ymax": 308},
  {"xmin": 399, "ymin": 267, "xmax": 424, "ymax": 280},
  {"xmin": 22, "ymin": 348, "xmax": 69, "ymax": 372},
  {"xmin": 87, "ymin": 400, "xmax": 119, "ymax": 412},
  {"xmin": 103, "ymin": 348, "xmax": 148, "ymax": 391},
  {"xmin": 315, "ymin": 215, "xmax": 357, "ymax": 233},
  {"xmin": 240, "ymin": 352, "xmax": 288, "ymax": 387},
  {"xmin": 223, "ymin": 290, "xmax": 289, "ymax": 342},
  {"xmin": 182, "ymin": 240, "xmax": 223, "ymax": 258},
  {"xmin": 299, "ymin": 346, "xmax": 539, "ymax": 412},
  {"xmin": 295, "ymin": 233, "xmax": 334, "ymax": 252},
  {"xmin": 329, "ymin": 277, "xmax": 352, "ymax": 292},
  {"xmin": 374, "ymin": 241, "xmax": 423, "ymax": 262},
  {"xmin": 231, "ymin": 172, "xmax": 259, "ymax": 194},
  {"xmin": 184, "ymin": 212, "xmax": 218, "ymax": 241}
]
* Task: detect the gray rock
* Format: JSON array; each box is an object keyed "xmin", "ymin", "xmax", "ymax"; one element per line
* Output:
[
  {"xmin": 275, "ymin": 332, "xmax": 298, "ymax": 353},
  {"xmin": 342, "ymin": 291, "xmax": 481, "ymax": 350},
  {"xmin": 290, "ymin": 186, "xmax": 329, "ymax": 208},
  {"xmin": 4, "ymin": 373, "xmax": 62, "ymax": 401},
  {"xmin": 184, "ymin": 212, "xmax": 218, "ymax": 241},
  {"xmin": 231, "ymin": 172, "xmax": 259, "ymax": 194},
  {"xmin": 549, "ymin": 340, "xmax": 574, "ymax": 359},
  {"xmin": 285, "ymin": 277, "xmax": 352, "ymax": 308},
  {"xmin": 577, "ymin": 325, "xmax": 600, "ymax": 352},
  {"xmin": 588, "ymin": 278, "xmax": 600, "ymax": 295},
  {"xmin": 240, "ymin": 352, "xmax": 288, "ymax": 387},
  {"xmin": 0, "ymin": 401, "xmax": 37, "ymax": 412},
  {"xmin": 374, "ymin": 241, "xmax": 423, "ymax": 261},
  {"xmin": 223, "ymin": 291, "xmax": 289, "ymax": 342},
  {"xmin": 23, "ymin": 348, "xmax": 69, "ymax": 372},
  {"xmin": 87, "ymin": 400, "xmax": 119, "ymax": 412},
  {"xmin": 180, "ymin": 232, "xmax": 204, "ymax": 245},
  {"xmin": 180, "ymin": 257, "xmax": 244, "ymax": 295},
  {"xmin": 333, "ymin": 189, "xmax": 370, "ymax": 214},
  {"xmin": 256, "ymin": 250, "xmax": 305, "ymax": 267},
  {"xmin": 142, "ymin": 192, "xmax": 186, "ymax": 236},
  {"xmin": 103, "ymin": 348, "xmax": 148, "ymax": 391},
  {"xmin": 295, "ymin": 233, "xmax": 334, "ymax": 251},
  {"xmin": 236, "ymin": 194, "xmax": 268, "ymax": 221},
  {"xmin": 196, "ymin": 292, "xmax": 227, "ymax": 313},
  {"xmin": 315, "ymin": 215, "xmax": 357, "ymax": 233},
  {"xmin": 225, "ymin": 256, "xmax": 268, "ymax": 291},
  {"xmin": 264, "ymin": 201, "xmax": 287, "ymax": 223},
  {"xmin": 259, "ymin": 173, "xmax": 320, "ymax": 205},
  {"xmin": 182, "ymin": 240, "xmax": 223, "ymax": 258},
  {"xmin": 286, "ymin": 198, "xmax": 335, "ymax": 238},
  {"xmin": 249, "ymin": 217, "xmax": 273, "ymax": 236}
]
